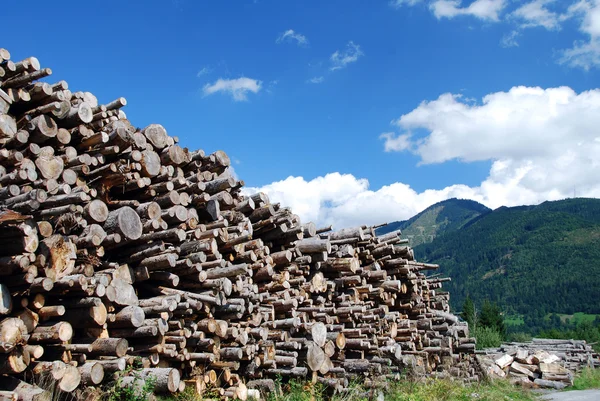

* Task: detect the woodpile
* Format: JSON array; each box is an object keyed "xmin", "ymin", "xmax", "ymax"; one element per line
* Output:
[
  {"xmin": 479, "ymin": 339, "xmax": 600, "ymax": 389},
  {"xmin": 0, "ymin": 47, "xmax": 474, "ymax": 400}
]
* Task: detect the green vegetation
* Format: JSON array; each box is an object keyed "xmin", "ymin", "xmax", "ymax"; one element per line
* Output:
[
  {"xmin": 409, "ymin": 198, "xmax": 600, "ymax": 341},
  {"xmin": 376, "ymin": 198, "xmax": 490, "ymax": 247},
  {"xmin": 461, "ymin": 297, "xmax": 505, "ymax": 349},
  {"xmin": 262, "ymin": 378, "xmax": 537, "ymax": 401},
  {"xmin": 506, "ymin": 332, "xmax": 533, "ymax": 343},
  {"xmin": 479, "ymin": 301, "xmax": 506, "ymax": 338},
  {"xmin": 379, "ymin": 198, "xmax": 600, "ymax": 344},
  {"xmin": 505, "ymin": 315, "xmax": 525, "ymax": 326},
  {"xmin": 384, "ymin": 378, "xmax": 537, "ymax": 401},
  {"xmin": 104, "ymin": 363, "xmax": 156, "ymax": 401},
  {"xmin": 473, "ymin": 326, "xmax": 503, "ymax": 349},
  {"xmin": 461, "ymin": 296, "xmax": 476, "ymax": 328},
  {"xmin": 556, "ymin": 312, "xmax": 600, "ymax": 325},
  {"xmin": 539, "ymin": 320, "xmax": 600, "ymax": 352},
  {"xmin": 569, "ymin": 368, "xmax": 600, "ymax": 391},
  {"xmin": 167, "ymin": 387, "xmax": 204, "ymax": 401}
]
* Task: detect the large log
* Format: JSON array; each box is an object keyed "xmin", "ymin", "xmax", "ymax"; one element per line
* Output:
[{"xmin": 104, "ymin": 207, "xmax": 143, "ymax": 240}]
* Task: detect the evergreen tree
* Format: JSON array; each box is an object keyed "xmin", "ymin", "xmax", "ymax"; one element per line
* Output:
[
  {"xmin": 479, "ymin": 300, "xmax": 506, "ymax": 338},
  {"xmin": 462, "ymin": 296, "xmax": 477, "ymax": 329}
]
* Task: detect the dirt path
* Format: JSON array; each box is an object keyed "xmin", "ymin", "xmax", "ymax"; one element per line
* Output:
[{"xmin": 540, "ymin": 389, "xmax": 600, "ymax": 400}]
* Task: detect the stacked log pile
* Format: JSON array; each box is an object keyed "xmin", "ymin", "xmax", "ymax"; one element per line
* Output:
[
  {"xmin": 479, "ymin": 339, "xmax": 600, "ymax": 389},
  {"xmin": 0, "ymin": 47, "xmax": 474, "ymax": 400}
]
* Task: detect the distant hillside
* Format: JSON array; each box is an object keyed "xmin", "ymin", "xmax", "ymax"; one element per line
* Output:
[
  {"xmin": 376, "ymin": 198, "xmax": 490, "ymax": 247},
  {"xmin": 414, "ymin": 198, "xmax": 600, "ymax": 317}
]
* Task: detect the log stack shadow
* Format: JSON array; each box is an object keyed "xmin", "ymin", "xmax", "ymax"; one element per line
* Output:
[{"xmin": 0, "ymin": 48, "xmax": 475, "ymax": 400}]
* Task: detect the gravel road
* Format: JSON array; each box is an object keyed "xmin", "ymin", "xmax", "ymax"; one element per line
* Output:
[{"xmin": 540, "ymin": 389, "xmax": 600, "ymax": 400}]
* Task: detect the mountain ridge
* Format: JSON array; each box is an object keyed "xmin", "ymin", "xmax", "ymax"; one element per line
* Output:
[
  {"xmin": 412, "ymin": 198, "xmax": 600, "ymax": 318},
  {"xmin": 376, "ymin": 198, "xmax": 491, "ymax": 247}
]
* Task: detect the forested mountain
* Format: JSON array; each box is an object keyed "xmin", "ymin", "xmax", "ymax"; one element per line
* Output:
[
  {"xmin": 376, "ymin": 198, "xmax": 490, "ymax": 247},
  {"xmin": 414, "ymin": 198, "xmax": 600, "ymax": 318}
]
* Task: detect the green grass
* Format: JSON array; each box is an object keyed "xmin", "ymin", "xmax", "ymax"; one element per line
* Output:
[
  {"xmin": 554, "ymin": 312, "xmax": 600, "ymax": 325},
  {"xmin": 569, "ymin": 368, "xmax": 600, "ymax": 391},
  {"xmin": 505, "ymin": 315, "xmax": 525, "ymax": 326},
  {"xmin": 385, "ymin": 378, "xmax": 537, "ymax": 401},
  {"xmin": 262, "ymin": 378, "xmax": 538, "ymax": 401}
]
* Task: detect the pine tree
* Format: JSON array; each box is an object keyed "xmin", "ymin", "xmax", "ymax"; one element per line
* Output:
[
  {"xmin": 479, "ymin": 300, "xmax": 505, "ymax": 338},
  {"xmin": 462, "ymin": 296, "xmax": 477, "ymax": 329}
]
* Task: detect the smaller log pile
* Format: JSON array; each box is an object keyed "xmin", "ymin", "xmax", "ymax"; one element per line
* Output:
[
  {"xmin": 479, "ymin": 339, "xmax": 600, "ymax": 389},
  {"xmin": 0, "ymin": 47, "xmax": 475, "ymax": 401}
]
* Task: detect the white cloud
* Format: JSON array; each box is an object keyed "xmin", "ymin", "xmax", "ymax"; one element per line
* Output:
[
  {"xmin": 197, "ymin": 66, "xmax": 212, "ymax": 77},
  {"xmin": 390, "ymin": 0, "xmax": 424, "ymax": 7},
  {"xmin": 307, "ymin": 76, "xmax": 324, "ymax": 84},
  {"xmin": 202, "ymin": 77, "xmax": 262, "ymax": 101},
  {"xmin": 276, "ymin": 29, "xmax": 308, "ymax": 46},
  {"xmin": 430, "ymin": 0, "xmax": 506, "ymax": 21},
  {"xmin": 568, "ymin": 0, "xmax": 600, "ymax": 37},
  {"xmin": 247, "ymin": 86, "xmax": 600, "ymax": 229},
  {"xmin": 386, "ymin": 86, "xmax": 600, "ymax": 163},
  {"xmin": 380, "ymin": 132, "xmax": 412, "ymax": 152},
  {"xmin": 560, "ymin": 40, "xmax": 600, "ymax": 69},
  {"xmin": 389, "ymin": 0, "xmax": 600, "ymax": 69},
  {"xmin": 243, "ymin": 168, "xmax": 576, "ymax": 230},
  {"xmin": 330, "ymin": 41, "xmax": 364, "ymax": 71},
  {"xmin": 245, "ymin": 173, "xmax": 464, "ymax": 229},
  {"xmin": 559, "ymin": 0, "xmax": 600, "ymax": 70},
  {"xmin": 511, "ymin": 0, "xmax": 561, "ymax": 30},
  {"xmin": 500, "ymin": 30, "xmax": 520, "ymax": 47}
]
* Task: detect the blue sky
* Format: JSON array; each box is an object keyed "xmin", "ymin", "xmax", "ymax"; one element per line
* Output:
[{"xmin": 3, "ymin": 0, "xmax": 600, "ymax": 228}]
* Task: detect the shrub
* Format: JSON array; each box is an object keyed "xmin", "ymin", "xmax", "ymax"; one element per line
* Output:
[{"xmin": 474, "ymin": 326, "xmax": 503, "ymax": 349}]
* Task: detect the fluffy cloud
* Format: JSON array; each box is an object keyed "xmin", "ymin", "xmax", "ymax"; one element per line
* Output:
[
  {"xmin": 384, "ymin": 86, "xmax": 600, "ymax": 164},
  {"xmin": 276, "ymin": 29, "xmax": 308, "ymax": 46},
  {"xmin": 244, "ymin": 173, "xmax": 469, "ymax": 229},
  {"xmin": 511, "ymin": 0, "xmax": 561, "ymax": 30},
  {"xmin": 202, "ymin": 77, "xmax": 262, "ymax": 101},
  {"xmin": 330, "ymin": 41, "xmax": 364, "ymax": 71},
  {"xmin": 430, "ymin": 0, "xmax": 506, "ymax": 21},
  {"xmin": 248, "ymin": 86, "xmax": 600, "ymax": 229},
  {"xmin": 380, "ymin": 132, "xmax": 412, "ymax": 152}
]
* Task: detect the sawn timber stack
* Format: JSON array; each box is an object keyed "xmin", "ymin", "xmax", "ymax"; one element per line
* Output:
[{"xmin": 0, "ymin": 48, "xmax": 475, "ymax": 400}]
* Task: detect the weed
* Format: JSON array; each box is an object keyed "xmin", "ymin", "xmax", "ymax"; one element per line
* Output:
[
  {"xmin": 103, "ymin": 364, "xmax": 156, "ymax": 401},
  {"xmin": 164, "ymin": 386, "xmax": 203, "ymax": 401}
]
